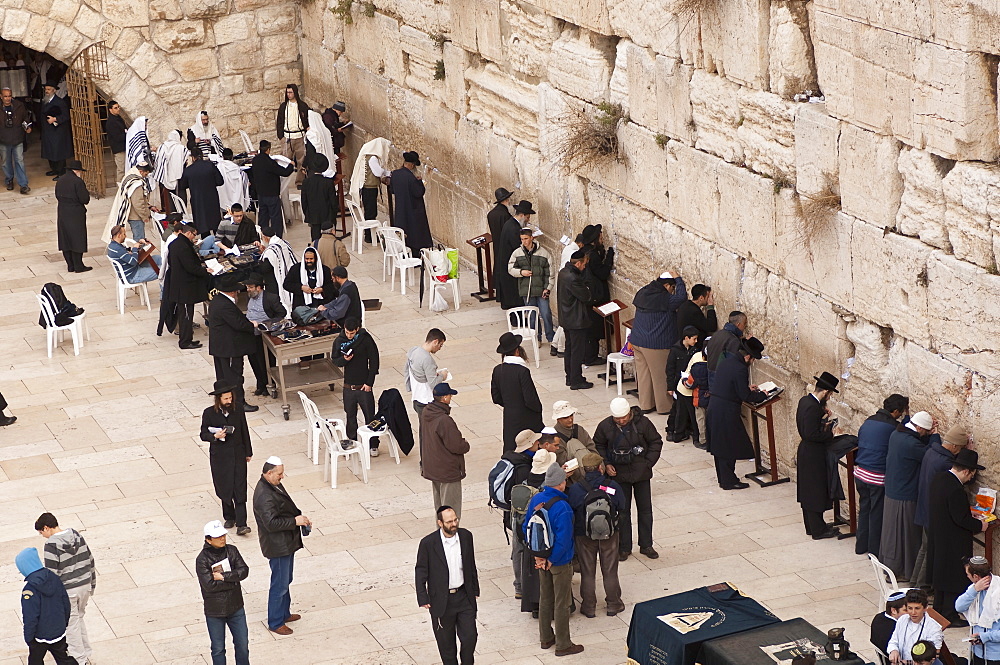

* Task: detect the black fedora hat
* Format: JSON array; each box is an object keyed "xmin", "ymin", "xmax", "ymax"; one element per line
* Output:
[
  {"xmin": 209, "ymin": 380, "xmax": 237, "ymax": 396},
  {"xmin": 741, "ymin": 337, "xmax": 765, "ymax": 360},
  {"xmin": 955, "ymin": 447, "xmax": 986, "ymax": 471},
  {"xmin": 216, "ymin": 275, "xmax": 244, "ymax": 293},
  {"xmin": 497, "ymin": 331, "xmax": 523, "ymax": 355},
  {"xmin": 65, "ymin": 159, "xmax": 86, "ymax": 172},
  {"xmin": 580, "ymin": 223, "xmax": 601, "ymax": 245},
  {"xmin": 814, "ymin": 371, "xmax": 840, "ymax": 393},
  {"xmin": 513, "ymin": 200, "xmax": 536, "ymax": 215},
  {"xmin": 495, "ymin": 187, "xmax": 514, "ymax": 204},
  {"xmin": 403, "ymin": 150, "xmax": 420, "ymax": 166}
]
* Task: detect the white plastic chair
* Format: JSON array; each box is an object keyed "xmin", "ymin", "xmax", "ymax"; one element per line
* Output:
[
  {"xmin": 605, "ymin": 352, "xmax": 635, "ymax": 395},
  {"xmin": 385, "ymin": 237, "xmax": 422, "ymax": 295},
  {"xmin": 506, "ymin": 306, "xmax": 540, "ymax": 368},
  {"xmin": 357, "ymin": 424, "xmax": 401, "ymax": 465},
  {"xmin": 37, "ymin": 294, "xmax": 85, "ymax": 358},
  {"xmin": 318, "ymin": 417, "xmax": 369, "ymax": 488},
  {"xmin": 378, "ymin": 226, "xmax": 407, "ymax": 282},
  {"xmin": 287, "ymin": 191, "xmax": 303, "ymax": 223},
  {"xmin": 421, "ymin": 248, "xmax": 461, "ymax": 312},
  {"xmin": 868, "ymin": 553, "xmax": 900, "ymax": 602},
  {"xmin": 111, "ymin": 259, "xmax": 151, "ymax": 314},
  {"xmin": 298, "ymin": 391, "xmax": 324, "ymax": 465},
  {"xmin": 239, "ymin": 129, "xmax": 254, "ymax": 154},
  {"xmin": 347, "ymin": 199, "xmax": 381, "ymax": 254}
]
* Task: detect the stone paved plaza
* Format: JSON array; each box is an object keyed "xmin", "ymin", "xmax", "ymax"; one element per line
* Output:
[{"xmin": 0, "ymin": 154, "xmax": 945, "ymax": 665}]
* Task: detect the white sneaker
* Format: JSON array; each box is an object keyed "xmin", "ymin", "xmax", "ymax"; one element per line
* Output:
[{"xmin": 369, "ymin": 448, "xmax": 380, "ymax": 457}]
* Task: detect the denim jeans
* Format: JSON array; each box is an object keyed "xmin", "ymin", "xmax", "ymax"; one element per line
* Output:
[
  {"xmin": 128, "ymin": 219, "xmax": 146, "ymax": 240},
  {"xmin": 2, "ymin": 142, "xmax": 27, "ymax": 187},
  {"xmin": 206, "ymin": 607, "xmax": 250, "ymax": 665},
  {"xmin": 523, "ymin": 296, "xmax": 555, "ymax": 342},
  {"xmin": 267, "ymin": 554, "xmax": 295, "ymax": 629},
  {"xmin": 200, "ymin": 235, "xmax": 221, "ymax": 256},
  {"xmin": 130, "ymin": 255, "xmax": 161, "ymax": 284}
]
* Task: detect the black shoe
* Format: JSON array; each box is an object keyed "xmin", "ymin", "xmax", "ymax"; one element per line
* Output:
[
  {"xmin": 66, "ymin": 267, "xmax": 76, "ymax": 273},
  {"xmin": 618, "ymin": 550, "xmax": 630, "ymax": 561},
  {"xmin": 179, "ymin": 341, "xmax": 203, "ymax": 349},
  {"xmin": 550, "ymin": 346, "xmax": 559, "ymax": 356},
  {"xmin": 244, "ymin": 403, "xmax": 260, "ymax": 413},
  {"xmin": 532, "ymin": 610, "xmax": 539, "ymax": 619},
  {"xmin": 5, "ymin": 179, "xmax": 12, "ymax": 190},
  {"xmin": 53, "ymin": 175, "xmax": 60, "ymax": 181},
  {"xmin": 45, "ymin": 170, "xmax": 57, "ymax": 176},
  {"xmin": 570, "ymin": 600, "xmax": 576, "ymax": 614},
  {"xmin": 254, "ymin": 388, "xmax": 269, "ymax": 397},
  {"xmin": 237, "ymin": 526, "xmax": 252, "ymax": 536},
  {"xmin": 0, "ymin": 415, "xmax": 16, "ymax": 426},
  {"xmin": 223, "ymin": 520, "xmax": 236, "ymax": 529},
  {"xmin": 582, "ymin": 611, "xmax": 596, "ymax": 618},
  {"xmin": 639, "ymin": 547, "xmax": 659, "ymax": 559},
  {"xmin": 722, "ymin": 482, "xmax": 750, "ymax": 490},
  {"xmin": 76, "ymin": 266, "xmax": 93, "ymax": 273},
  {"xmin": 20, "ymin": 186, "xmax": 29, "ymax": 194},
  {"xmin": 642, "ymin": 407, "xmax": 656, "ymax": 414},
  {"xmin": 812, "ymin": 527, "xmax": 840, "ymax": 540},
  {"xmin": 570, "ymin": 381, "xmax": 594, "ymax": 390}
]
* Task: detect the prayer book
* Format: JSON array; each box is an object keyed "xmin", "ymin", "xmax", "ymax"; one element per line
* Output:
[
  {"xmin": 204, "ymin": 258, "xmax": 225, "ymax": 275},
  {"xmin": 596, "ymin": 301, "xmax": 623, "ymax": 316},
  {"xmin": 211, "ymin": 557, "xmax": 232, "ymax": 574}
]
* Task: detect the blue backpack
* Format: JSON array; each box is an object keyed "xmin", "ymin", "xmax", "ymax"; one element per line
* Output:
[
  {"xmin": 526, "ymin": 497, "xmax": 565, "ymax": 558},
  {"xmin": 487, "ymin": 458, "xmax": 516, "ymax": 511}
]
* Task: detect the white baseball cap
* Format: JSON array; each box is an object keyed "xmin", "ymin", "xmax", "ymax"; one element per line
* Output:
[{"xmin": 204, "ymin": 520, "xmax": 228, "ymax": 538}]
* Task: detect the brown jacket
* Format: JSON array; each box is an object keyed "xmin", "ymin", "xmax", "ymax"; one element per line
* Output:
[
  {"xmin": 420, "ymin": 400, "xmax": 470, "ymax": 483},
  {"xmin": 554, "ymin": 422, "xmax": 597, "ymax": 482},
  {"xmin": 316, "ymin": 231, "xmax": 351, "ymax": 269}
]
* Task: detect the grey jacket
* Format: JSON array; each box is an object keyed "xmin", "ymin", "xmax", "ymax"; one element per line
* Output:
[{"xmin": 404, "ymin": 346, "xmax": 443, "ymax": 392}]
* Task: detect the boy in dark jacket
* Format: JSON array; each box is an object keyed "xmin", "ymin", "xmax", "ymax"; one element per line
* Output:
[
  {"xmin": 196, "ymin": 520, "xmax": 251, "ymax": 665},
  {"xmin": 332, "ymin": 317, "xmax": 381, "ymax": 449},
  {"xmin": 17, "ymin": 547, "xmax": 75, "ymax": 665},
  {"xmin": 665, "ymin": 326, "xmax": 700, "ymax": 442}
]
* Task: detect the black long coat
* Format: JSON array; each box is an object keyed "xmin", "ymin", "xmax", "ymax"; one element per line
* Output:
[
  {"xmin": 301, "ymin": 173, "xmax": 337, "ymax": 231},
  {"xmin": 415, "ymin": 527, "xmax": 480, "ymax": 620},
  {"xmin": 389, "ymin": 167, "xmax": 432, "ymax": 254},
  {"xmin": 490, "ymin": 361, "xmax": 544, "ymax": 452},
  {"xmin": 494, "ymin": 217, "xmax": 522, "ymax": 309},
  {"xmin": 179, "ymin": 159, "xmax": 224, "ymax": 235},
  {"xmin": 55, "ymin": 171, "xmax": 89, "ymax": 253},
  {"xmin": 200, "ymin": 405, "xmax": 253, "ymax": 508},
  {"xmin": 927, "ymin": 470, "xmax": 981, "ymax": 592},
  {"xmin": 41, "ymin": 95, "xmax": 72, "ymax": 161},
  {"xmin": 165, "ymin": 234, "xmax": 210, "ymax": 304},
  {"xmin": 706, "ymin": 356, "xmax": 764, "ymax": 460},
  {"xmin": 795, "ymin": 394, "xmax": 835, "ymax": 512},
  {"xmin": 486, "ymin": 202, "xmax": 510, "ymax": 244},
  {"xmin": 375, "ymin": 388, "xmax": 414, "ymax": 455},
  {"xmin": 208, "ymin": 294, "xmax": 258, "ymax": 358}
]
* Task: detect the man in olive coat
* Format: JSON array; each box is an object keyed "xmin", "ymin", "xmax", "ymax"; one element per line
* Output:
[
  {"xmin": 55, "ymin": 160, "xmax": 91, "ymax": 273},
  {"xmin": 795, "ymin": 371, "xmax": 840, "ymax": 540},
  {"xmin": 200, "ymin": 383, "xmax": 254, "ymax": 535},
  {"xmin": 166, "ymin": 223, "xmax": 210, "ymax": 349}
]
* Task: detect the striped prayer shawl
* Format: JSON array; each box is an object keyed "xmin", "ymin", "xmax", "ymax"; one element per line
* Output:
[{"xmin": 125, "ymin": 116, "xmax": 150, "ymax": 170}]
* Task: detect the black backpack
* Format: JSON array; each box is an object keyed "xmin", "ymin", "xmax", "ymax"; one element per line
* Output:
[{"xmin": 38, "ymin": 283, "xmax": 84, "ymax": 328}]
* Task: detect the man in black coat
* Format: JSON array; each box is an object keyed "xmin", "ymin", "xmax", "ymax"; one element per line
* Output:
[
  {"xmin": 795, "ymin": 371, "xmax": 841, "ymax": 539},
  {"xmin": 208, "ymin": 275, "xmax": 260, "ymax": 411},
  {"xmin": 251, "ymin": 140, "xmax": 295, "ymax": 237},
  {"xmin": 491, "ymin": 332, "xmax": 544, "ymax": 452},
  {"xmin": 195, "ymin": 520, "xmax": 251, "ymax": 665},
  {"xmin": 179, "ymin": 149, "xmax": 225, "ymax": 236},
  {"xmin": 494, "ymin": 199, "xmax": 529, "ymax": 310},
  {"xmin": 928, "ymin": 449, "xmax": 987, "ymax": 624},
  {"xmin": 166, "ymin": 224, "xmax": 211, "ymax": 349},
  {"xmin": 253, "ymin": 458, "xmax": 312, "ymax": 635},
  {"xmin": 301, "ymin": 153, "xmax": 336, "ymax": 242},
  {"xmin": 487, "ymin": 187, "xmax": 513, "ymax": 247},
  {"xmin": 317, "ymin": 265, "xmax": 362, "ymax": 326},
  {"xmin": 283, "ymin": 247, "xmax": 334, "ymax": 310},
  {"xmin": 55, "ymin": 160, "xmax": 92, "ymax": 273},
  {"xmin": 706, "ymin": 337, "xmax": 766, "ymax": 491},
  {"xmin": 41, "ymin": 82, "xmax": 72, "ymax": 178},
  {"xmin": 243, "ymin": 274, "xmax": 286, "ymax": 397},
  {"xmin": 593, "ymin": 399, "xmax": 663, "ymax": 560},
  {"xmin": 580, "ymin": 224, "xmax": 614, "ymax": 365},
  {"xmin": 675, "ymin": 284, "xmax": 718, "ymax": 345},
  {"xmin": 200, "ymin": 383, "xmax": 254, "ymax": 533},
  {"xmin": 557, "ymin": 250, "xmax": 593, "ymax": 390},
  {"xmin": 331, "ymin": 317, "xmax": 381, "ymax": 448},
  {"xmin": 415, "ymin": 505, "xmax": 480, "ymax": 665},
  {"xmin": 389, "ymin": 151, "xmax": 433, "ymax": 254},
  {"xmin": 104, "ymin": 100, "xmax": 128, "ymax": 183}
]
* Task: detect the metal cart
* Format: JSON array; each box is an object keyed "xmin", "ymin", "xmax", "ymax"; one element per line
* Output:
[{"xmin": 262, "ymin": 327, "xmax": 343, "ymax": 420}]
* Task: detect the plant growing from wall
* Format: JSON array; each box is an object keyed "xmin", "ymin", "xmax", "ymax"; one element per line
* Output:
[
  {"xmin": 551, "ymin": 102, "xmax": 627, "ymax": 172},
  {"xmin": 331, "ymin": 0, "xmax": 353, "ymax": 24},
  {"xmin": 429, "ymin": 32, "xmax": 447, "ymax": 48},
  {"xmin": 433, "ymin": 60, "xmax": 446, "ymax": 80},
  {"xmin": 361, "ymin": 1, "xmax": 376, "ymax": 16},
  {"xmin": 796, "ymin": 193, "xmax": 841, "ymax": 248},
  {"xmin": 655, "ymin": 134, "xmax": 669, "ymax": 148}
]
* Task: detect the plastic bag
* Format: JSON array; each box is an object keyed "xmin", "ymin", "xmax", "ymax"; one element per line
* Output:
[
  {"xmin": 430, "ymin": 285, "xmax": 449, "ymax": 312},
  {"xmin": 619, "ymin": 334, "xmax": 634, "ymax": 357},
  {"xmin": 446, "ymin": 248, "xmax": 459, "ymax": 279},
  {"xmin": 426, "ymin": 247, "xmax": 449, "ymax": 283}
]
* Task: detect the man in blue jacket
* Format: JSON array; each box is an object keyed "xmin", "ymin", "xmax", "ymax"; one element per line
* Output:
[
  {"xmin": 853, "ymin": 394, "xmax": 908, "ymax": 557},
  {"xmin": 628, "ymin": 271, "xmax": 687, "ymax": 415},
  {"xmin": 16, "ymin": 546, "xmax": 75, "ymax": 665},
  {"xmin": 524, "ymin": 463, "xmax": 584, "ymax": 656}
]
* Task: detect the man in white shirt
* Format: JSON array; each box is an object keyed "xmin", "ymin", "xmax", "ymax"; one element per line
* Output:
[
  {"xmin": 886, "ymin": 588, "xmax": 943, "ymax": 664},
  {"xmin": 415, "ymin": 506, "xmax": 480, "ymax": 665}
]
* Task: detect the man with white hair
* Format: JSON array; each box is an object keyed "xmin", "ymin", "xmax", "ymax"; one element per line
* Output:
[
  {"xmin": 188, "ymin": 110, "xmax": 224, "ymax": 156},
  {"xmin": 0, "ymin": 86, "xmax": 31, "ymax": 194},
  {"xmin": 253, "ymin": 456, "xmax": 312, "ymax": 636}
]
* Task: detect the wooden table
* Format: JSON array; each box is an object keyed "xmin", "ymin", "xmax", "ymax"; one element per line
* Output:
[
  {"xmin": 743, "ymin": 394, "xmax": 789, "ymax": 487},
  {"xmin": 262, "ymin": 323, "xmax": 343, "ymax": 420},
  {"xmin": 467, "ymin": 233, "xmax": 494, "ymax": 301}
]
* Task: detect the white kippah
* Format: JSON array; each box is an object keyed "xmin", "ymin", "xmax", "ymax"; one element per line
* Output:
[
  {"xmin": 541, "ymin": 426, "xmax": 557, "ymax": 435},
  {"xmin": 265, "ymin": 456, "xmax": 282, "ymax": 466},
  {"xmin": 659, "ymin": 271, "xmax": 673, "ymax": 279}
]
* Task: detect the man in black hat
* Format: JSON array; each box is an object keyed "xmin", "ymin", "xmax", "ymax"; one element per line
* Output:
[
  {"xmin": 166, "ymin": 223, "xmax": 211, "ymax": 348},
  {"xmin": 208, "ymin": 275, "xmax": 260, "ymax": 412},
  {"xmin": 200, "ymin": 382, "xmax": 254, "ymax": 534},
  {"xmin": 55, "ymin": 159, "xmax": 92, "ymax": 273},
  {"xmin": 244, "ymin": 274, "xmax": 286, "ymax": 397},
  {"xmin": 323, "ymin": 101, "xmax": 351, "ymax": 154},
  {"xmin": 795, "ymin": 371, "xmax": 841, "ymax": 538},
  {"xmin": 491, "ymin": 331, "xmax": 543, "ymax": 452},
  {"xmin": 41, "ymin": 81, "xmax": 72, "ymax": 180},
  {"xmin": 495, "ymin": 200, "xmax": 535, "ymax": 310},
  {"xmin": 487, "ymin": 187, "xmax": 514, "ymax": 245},
  {"xmin": 579, "ymin": 224, "xmax": 614, "ymax": 365},
  {"xmin": 706, "ymin": 337, "xmax": 767, "ymax": 490},
  {"xmin": 390, "ymin": 151, "xmax": 433, "ymax": 254},
  {"xmin": 557, "ymin": 249, "xmax": 594, "ymax": 390}
]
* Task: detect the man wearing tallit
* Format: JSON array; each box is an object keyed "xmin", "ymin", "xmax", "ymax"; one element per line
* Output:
[
  {"xmin": 350, "ymin": 137, "xmax": 391, "ymax": 223},
  {"xmin": 253, "ymin": 230, "xmax": 297, "ymax": 315},
  {"xmin": 216, "ymin": 147, "xmax": 250, "ymax": 211},
  {"xmin": 103, "ymin": 161, "xmax": 159, "ymax": 243},
  {"xmin": 187, "ymin": 110, "xmax": 224, "ymax": 157},
  {"xmin": 304, "ymin": 110, "xmax": 336, "ymax": 176},
  {"xmin": 152, "ymin": 130, "xmax": 189, "ymax": 212},
  {"xmin": 957, "ymin": 556, "xmax": 1000, "ymax": 661}
]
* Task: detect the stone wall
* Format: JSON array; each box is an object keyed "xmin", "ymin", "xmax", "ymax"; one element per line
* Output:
[
  {"xmin": 4, "ymin": 0, "xmax": 302, "ymax": 148},
  {"xmin": 299, "ymin": 0, "xmax": 1000, "ymax": 476}
]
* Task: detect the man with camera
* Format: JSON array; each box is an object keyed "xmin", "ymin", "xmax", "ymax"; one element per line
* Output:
[
  {"xmin": 200, "ymin": 381, "xmax": 254, "ymax": 536},
  {"xmin": 593, "ymin": 397, "xmax": 663, "ymax": 561}
]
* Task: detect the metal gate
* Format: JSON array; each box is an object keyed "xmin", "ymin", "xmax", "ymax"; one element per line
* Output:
[{"xmin": 66, "ymin": 41, "xmax": 109, "ymax": 197}]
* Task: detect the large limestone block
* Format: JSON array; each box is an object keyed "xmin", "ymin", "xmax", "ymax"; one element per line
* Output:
[
  {"xmin": 183, "ymin": 0, "xmax": 230, "ymax": 19},
  {"xmin": 796, "ymin": 290, "xmax": 852, "ymax": 386},
  {"xmin": 171, "ymin": 49, "xmax": 221, "ymax": 81},
  {"xmin": 211, "ymin": 13, "xmax": 251, "ymax": 45},
  {"xmin": 453, "ymin": 117, "xmax": 494, "ymax": 199},
  {"xmin": 700, "ymin": 0, "xmax": 770, "ymax": 90},
  {"xmin": 75, "ymin": 4, "xmax": 105, "ymax": 39},
  {"xmin": 218, "ymin": 41, "xmax": 262, "ymax": 74},
  {"xmin": 656, "ymin": 56, "xmax": 695, "ymax": 144},
  {"xmin": 420, "ymin": 103, "xmax": 459, "ymax": 175},
  {"xmin": 585, "ymin": 182, "xmax": 660, "ymax": 283},
  {"xmin": 150, "ymin": 0, "xmax": 185, "ymax": 20},
  {"xmin": 902, "ymin": 340, "xmax": 970, "ymax": 426},
  {"xmin": 850, "ymin": 221, "xmax": 932, "ymax": 345},
  {"xmin": 690, "ymin": 70, "xmax": 743, "ymax": 164},
  {"xmin": 736, "ymin": 87, "xmax": 796, "ymax": 180},
  {"xmin": 262, "ymin": 32, "xmax": 299, "ymax": 67},
  {"xmin": 256, "ymin": 4, "xmax": 298, "ymax": 36},
  {"xmin": 547, "ymin": 28, "xmax": 615, "ymax": 102},
  {"xmin": 896, "ymin": 147, "xmax": 950, "ymax": 249},
  {"xmin": 768, "ymin": 0, "xmax": 817, "ymax": 99},
  {"xmin": 942, "ymin": 161, "xmax": 1000, "ymax": 269},
  {"xmin": 488, "ymin": 133, "xmax": 519, "ymax": 203},
  {"xmin": 380, "ymin": 0, "xmax": 448, "ymax": 34},
  {"xmin": 736, "ymin": 263, "xmax": 798, "ymax": 372},
  {"xmin": 621, "ymin": 40, "xmax": 657, "ymax": 130},
  {"xmin": 467, "ymin": 64, "xmax": 539, "ymax": 150},
  {"xmin": 581, "ymin": 121, "xmax": 669, "ymax": 221},
  {"xmin": 609, "ymin": 41, "xmax": 630, "ymax": 112},
  {"xmin": 504, "ymin": 0, "xmax": 559, "ymax": 78},
  {"xmin": 343, "ymin": 13, "xmax": 404, "ymax": 84},
  {"xmin": 794, "ymin": 104, "xmax": 840, "ymax": 199},
  {"xmin": 104, "ymin": 0, "xmax": 150, "ymax": 26},
  {"xmin": 665, "ymin": 141, "xmax": 722, "ymax": 243},
  {"xmin": 151, "ymin": 19, "xmax": 208, "ymax": 53},
  {"xmin": 450, "ymin": 0, "xmax": 502, "ymax": 62},
  {"xmin": 843, "ymin": 317, "xmax": 906, "ymax": 415},
  {"xmin": 442, "ymin": 43, "xmax": 471, "ymax": 115},
  {"xmin": 400, "ymin": 25, "xmax": 443, "ymax": 98},
  {"xmin": 346, "ymin": 64, "xmax": 390, "ymax": 136},
  {"xmin": 21, "ymin": 15, "xmax": 55, "ymax": 52},
  {"xmin": 47, "ymin": 24, "xmax": 85, "ymax": 63},
  {"xmin": 126, "ymin": 42, "xmax": 162, "ymax": 81},
  {"xmin": 531, "ymin": 0, "xmax": 612, "ymax": 34},
  {"xmin": 48, "ymin": 0, "xmax": 80, "ymax": 23},
  {"xmin": 718, "ymin": 162, "xmax": 779, "ymax": 270},
  {"xmin": 607, "ymin": 0, "xmax": 700, "ymax": 63},
  {"xmin": 838, "ymin": 124, "xmax": 902, "ymax": 229},
  {"xmin": 926, "ymin": 253, "xmax": 1000, "ymax": 377},
  {"xmin": 1, "ymin": 10, "xmax": 29, "ymax": 44},
  {"xmin": 776, "ymin": 201, "xmax": 853, "ymax": 308}
]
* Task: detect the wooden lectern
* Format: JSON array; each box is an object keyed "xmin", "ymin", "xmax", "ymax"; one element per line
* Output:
[
  {"xmin": 593, "ymin": 299, "xmax": 628, "ymax": 353},
  {"xmin": 467, "ymin": 233, "xmax": 494, "ymax": 301},
  {"xmin": 137, "ymin": 245, "xmax": 160, "ymax": 276},
  {"xmin": 743, "ymin": 394, "xmax": 789, "ymax": 487}
]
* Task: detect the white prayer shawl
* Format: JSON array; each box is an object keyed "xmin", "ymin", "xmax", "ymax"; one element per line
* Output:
[
  {"xmin": 262, "ymin": 235, "xmax": 297, "ymax": 314},
  {"xmin": 125, "ymin": 116, "xmax": 150, "ymax": 171},
  {"xmin": 159, "ymin": 232, "xmax": 179, "ymax": 290},
  {"xmin": 189, "ymin": 111, "xmax": 224, "ymax": 155},
  {"xmin": 216, "ymin": 160, "xmax": 250, "ymax": 210},
  {"xmin": 299, "ymin": 247, "xmax": 324, "ymax": 305},
  {"xmin": 102, "ymin": 168, "xmax": 150, "ymax": 242},
  {"xmin": 305, "ymin": 110, "xmax": 336, "ymax": 169},
  {"xmin": 349, "ymin": 137, "xmax": 391, "ymax": 204},
  {"xmin": 153, "ymin": 130, "xmax": 187, "ymax": 191},
  {"xmin": 965, "ymin": 578, "xmax": 1000, "ymax": 628}
]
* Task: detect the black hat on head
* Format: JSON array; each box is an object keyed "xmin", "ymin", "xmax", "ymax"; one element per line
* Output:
[
  {"xmin": 513, "ymin": 200, "xmax": 536, "ymax": 216},
  {"xmin": 813, "ymin": 371, "xmax": 840, "ymax": 393},
  {"xmin": 570, "ymin": 248, "xmax": 589, "ymax": 261},
  {"xmin": 580, "ymin": 224, "xmax": 601, "ymax": 245},
  {"xmin": 65, "ymin": 159, "xmax": 86, "ymax": 172},
  {"xmin": 494, "ymin": 187, "xmax": 514, "ymax": 204},
  {"xmin": 741, "ymin": 337, "xmax": 765, "ymax": 360},
  {"xmin": 332, "ymin": 101, "xmax": 346, "ymax": 111},
  {"xmin": 403, "ymin": 151, "xmax": 420, "ymax": 166},
  {"xmin": 496, "ymin": 331, "xmax": 523, "ymax": 355},
  {"xmin": 216, "ymin": 275, "xmax": 244, "ymax": 293},
  {"xmin": 209, "ymin": 380, "xmax": 237, "ymax": 396},
  {"xmin": 310, "ymin": 153, "xmax": 330, "ymax": 173},
  {"xmin": 44, "ymin": 80, "xmax": 59, "ymax": 89},
  {"xmin": 243, "ymin": 273, "xmax": 264, "ymax": 286},
  {"xmin": 954, "ymin": 448, "xmax": 986, "ymax": 471}
]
